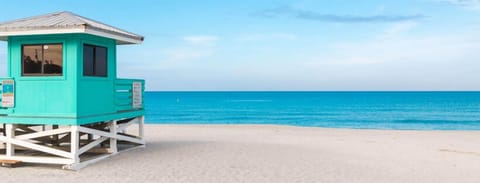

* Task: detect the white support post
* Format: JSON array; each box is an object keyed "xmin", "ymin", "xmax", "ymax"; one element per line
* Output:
[
  {"xmin": 70, "ymin": 126, "xmax": 80, "ymax": 164},
  {"xmin": 109, "ymin": 120, "xmax": 118, "ymax": 154},
  {"xmin": 6, "ymin": 124, "xmax": 16, "ymax": 157}
]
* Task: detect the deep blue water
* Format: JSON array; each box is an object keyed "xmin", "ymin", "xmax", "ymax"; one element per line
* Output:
[{"xmin": 144, "ymin": 92, "xmax": 480, "ymax": 130}]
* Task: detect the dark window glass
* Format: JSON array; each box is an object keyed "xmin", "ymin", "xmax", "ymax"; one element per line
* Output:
[
  {"xmin": 83, "ymin": 44, "xmax": 107, "ymax": 77},
  {"xmin": 95, "ymin": 47, "xmax": 107, "ymax": 77},
  {"xmin": 83, "ymin": 45, "xmax": 94, "ymax": 76},
  {"xmin": 22, "ymin": 44, "xmax": 63, "ymax": 76}
]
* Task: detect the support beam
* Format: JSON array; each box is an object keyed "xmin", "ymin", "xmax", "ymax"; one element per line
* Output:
[
  {"xmin": 79, "ymin": 136, "xmax": 109, "ymax": 155},
  {"xmin": 117, "ymin": 118, "xmax": 137, "ymax": 132},
  {"xmin": 78, "ymin": 126, "xmax": 144, "ymax": 145},
  {"xmin": 0, "ymin": 135, "xmax": 72, "ymax": 158},
  {"xmin": 16, "ymin": 128, "xmax": 70, "ymax": 140},
  {"xmin": 0, "ymin": 115, "xmax": 145, "ymax": 170},
  {"xmin": 17, "ymin": 125, "xmax": 36, "ymax": 133},
  {"xmin": 109, "ymin": 120, "xmax": 118, "ymax": 153}
]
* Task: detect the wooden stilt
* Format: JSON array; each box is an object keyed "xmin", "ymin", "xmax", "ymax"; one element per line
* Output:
[
  {"xmin": 5, "ymin": 124, "xmax": 15, "ymax": 157},
  {"xmin": 109, "ymin": 120, "xmax": 118, "ymax": 154},
  {"xmin": 70, "ymin": 125, "xmax": 79, "ymax": 164}
]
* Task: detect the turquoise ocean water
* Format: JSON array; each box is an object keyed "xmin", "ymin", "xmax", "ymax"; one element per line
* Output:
[{"xmin": 144, "ymin": 92, "xmax": 480, "ymax": 130}]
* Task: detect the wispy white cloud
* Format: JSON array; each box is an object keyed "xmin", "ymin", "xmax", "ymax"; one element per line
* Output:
[
  {"xmin": 163, "ymin": 35, "xmax": 219, "ymax": 62},
  {"xmin": 434, "ymin": 0, "xmax": 480, "ymax": 10},
  {"xmin": 163, "ymin": 47, "xmax": 215, "ymax": 61},
  {"xmin": 182, "ymin": 35, "xmax": 219, "ymax": 45},
  {"xmin": 379, "ymin": 21, "xmax": 418, "ymax": 39},
  {"xmin": 309, "ymin": 23, "xmax": 480, "ymax": 66},
  {"xmin": 237, "ymin": 33, "xmax": 298, "ymax": 41},
  {"xmin": 437, "ymin": 0, "xmax": 480, "ymax": 6},
  {"xmin": 253, "ymin": 5, "xmax": 426, "ymax": 23},
  {"xmin": 299, "ymin": 22, "xmax": 480, "ymax": 90},
  {"xmin": 119, "ymin": 35, "xmax": 219, "ymax": 73},
  {"xmin": 307, "ymin": 22, "xmax": 420, "ymax": 66},
  {"xmin": 117, "ymin": 34, "xmax": 219, "ymax": 68}
]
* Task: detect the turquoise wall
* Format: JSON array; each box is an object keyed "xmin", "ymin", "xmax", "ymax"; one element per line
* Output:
[
  {"xmin": 8, "ymin": 35, "xmax": 78, "ymax": 117},
  {"xmin": 76, "ymin": 34, "xmax": 117, "ymax": 118},
  {"xmin": 1, "ymin": 33, "xmax": 144, "ymax": 125}
]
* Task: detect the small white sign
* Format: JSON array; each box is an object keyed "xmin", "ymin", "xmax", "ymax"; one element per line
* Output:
[
  {"xmin": 1, "ymin": 80, "xmax": 15, "ymax": 108},
  {"xmin": 132, "ymin": 82, "xmax": 143, "ymax": 109}
]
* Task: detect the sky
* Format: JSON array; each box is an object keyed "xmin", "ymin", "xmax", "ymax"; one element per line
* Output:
[{"xmin": 0, "ymin": 0, "xmax": 480, "ymax": 91}]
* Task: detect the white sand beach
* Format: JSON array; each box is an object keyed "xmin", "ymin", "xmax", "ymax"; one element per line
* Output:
[{"xmin": 1, "ymin": 124, "xmax": 479, "ymax": 183}]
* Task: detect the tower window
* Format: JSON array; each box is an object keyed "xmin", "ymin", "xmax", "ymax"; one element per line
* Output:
[
  {"xmin": 22, "ymin": 44, "xmax": 63, "ymax": 76},
  {"xmin": 83, "ymin": 44, "xmax": 107, "ymax": 77}
]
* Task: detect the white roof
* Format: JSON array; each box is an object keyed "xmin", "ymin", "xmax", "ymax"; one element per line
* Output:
[{"xmin": 0, "ymin": 11, "xmax": 144, "ymax": 45}]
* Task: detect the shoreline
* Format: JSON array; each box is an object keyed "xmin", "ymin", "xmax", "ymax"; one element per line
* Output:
[
  {"xmin": 145, "ymin": 123, "xmax": 480, "ymax": 131},
  {"xmin": 1, "ymin": 124, "xmax": 479, "ymax": 183}
]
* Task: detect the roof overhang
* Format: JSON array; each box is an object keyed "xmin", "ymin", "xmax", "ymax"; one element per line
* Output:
[
  {"xmin": 0, "ymin": 26, "xmax": 143, "ymax": 45},
  {"xmin": 0, "ymin": 11, "xmax": 144, "ymax": 45}
]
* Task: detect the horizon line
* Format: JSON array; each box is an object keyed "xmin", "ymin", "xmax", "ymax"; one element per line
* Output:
[{"xmin": 144, "ymin": 90, "xmax": 480, "ymax": 92}]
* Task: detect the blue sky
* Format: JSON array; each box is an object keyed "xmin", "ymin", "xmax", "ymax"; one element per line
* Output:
[{"xmin": 1, "ymin": 0, "xmax": 480, "ymax": 91}]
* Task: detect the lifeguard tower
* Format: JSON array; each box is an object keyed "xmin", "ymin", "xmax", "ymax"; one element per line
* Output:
[{"xmin": 0, "ymin": 12, "xmax": 145, "ymax": 169}]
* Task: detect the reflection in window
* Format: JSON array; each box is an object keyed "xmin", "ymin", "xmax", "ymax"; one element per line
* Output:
[
  {"xmin": 22, "ymin": 44, "xmax": 63, "ymax": 76},
  {"xmin": 83, "ymin": 44, "xmax": 107, "ymax": 77}
]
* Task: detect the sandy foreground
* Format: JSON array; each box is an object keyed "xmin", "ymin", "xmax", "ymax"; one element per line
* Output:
[{"xmin": 1, "ymin": 124, "xmax": 480, "ymax": 183}]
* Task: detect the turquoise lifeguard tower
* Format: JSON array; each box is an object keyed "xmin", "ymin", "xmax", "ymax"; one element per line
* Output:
[{"xmin": 0, "ymin": 12, "xmax": 145, "ymax": 169}]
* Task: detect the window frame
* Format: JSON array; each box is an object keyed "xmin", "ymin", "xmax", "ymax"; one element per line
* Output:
[
  {"xmin": 21, "ymin": 43, "xmax": 64, "ymax": 76},
  {"xmin": 83, "ymin": 44, "xmax": 108, "ymax": 77}
]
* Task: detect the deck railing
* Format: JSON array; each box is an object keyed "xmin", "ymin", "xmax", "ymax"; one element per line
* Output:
[{"xmin": 114, "ymin": 78, "xmax": 145, "ymax": 112}]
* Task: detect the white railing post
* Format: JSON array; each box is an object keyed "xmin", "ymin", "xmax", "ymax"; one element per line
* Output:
[{"xmin": 6, "ymin": 124, "xmax": 15, "ymax": 157}]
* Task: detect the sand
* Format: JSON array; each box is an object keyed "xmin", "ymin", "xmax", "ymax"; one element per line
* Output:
[{"xmin": 1, "ymin": 124, "xmax": 479, "ymax": 183}]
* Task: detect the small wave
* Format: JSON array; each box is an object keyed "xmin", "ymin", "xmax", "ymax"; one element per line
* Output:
[
  {"xmin": 393, "ymin": 119, "xmax": 480, "ymax": 124},
  {"xmin": 225, "ymin": 100, "xmax": 272, "ymax": 102}
]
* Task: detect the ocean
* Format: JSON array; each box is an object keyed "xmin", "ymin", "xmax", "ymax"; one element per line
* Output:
[{"xmin": 144, "ymin": 92, "xmax": 480, "ymax": 130}]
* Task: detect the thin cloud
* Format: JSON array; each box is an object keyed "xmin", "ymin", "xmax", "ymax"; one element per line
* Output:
[
  {"xmin": 237, "ymin": 33, "xmax": 298, "ymax": 41},
  {"xmin": 154, "ymin": 35, "xmax": 219, "ymax": 63},
  {"xmin": 379, "ymin": 22, "xmax": 418, "ymax": 39},
  {"xmin": 164, "ymin": 47, "xmax": 215, "ymax": 61},
  {"xmin": 253, "ymin": 6, "xmax": 425, "ymax": 23},
  {"xmin": 309, "ymin": 25, "xmax": 480, "ymax": 67},
  {"xmin": 437, "ymin": 0, "xmax": 480, "ymax": 6},
  {"xmin": 434, "ymin": 0, "xmax": 480, "ymax": 10},
  {"xmin": 161, "ymin": 35, "xmax": 219, "ymax": 63},
  {"xmin": 182, "ymin": 35, "xmax": 219, "ymax": 45}
]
